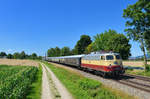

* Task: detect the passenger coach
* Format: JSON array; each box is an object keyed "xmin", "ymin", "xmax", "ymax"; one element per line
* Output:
[{"xmin": 45, "ymin": 51, "xmax": 125, "ymax": 77}]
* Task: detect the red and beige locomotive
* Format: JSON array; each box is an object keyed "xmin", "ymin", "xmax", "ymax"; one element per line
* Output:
[{"xmin": 45, "ymin": 51, "xmax": 125, "ymax": 77}]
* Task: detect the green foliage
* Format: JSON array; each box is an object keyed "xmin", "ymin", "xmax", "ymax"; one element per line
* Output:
[
  {"xmin": 47, "ymin": 35, "xmax": 92, "ymax": 57},
  {"xmin": 20, "ymin": 51, "xmax": 26, "ymax": 59},
  {"xmin": 45, "ymin": 62, "xmax": 123, "ymax": 99},
  {"xmin": 123, "ymin": 0, "xmax": 150, "ymax": 65},
  {"xmin": 3, "ymin": 51, "xmax": 40, "ymax": 60},
  {"xmin": 78, "ymin": 79, "xmax": 101, "ymax": 90},
  {"xmin": 60, "ymin": 46, "xmax": 71, "ymax": 56},
  {"xmin": 145, "ymin": 64, "xmax": 150, "ymax": 72},
  {"xmin": 7, "ymin": 54, "xmax": 13, "ymax": 59},
  {"xmin": 74, "ymin": 35, "xmax": 92, "ymax": 54},
  {"xmin": 13, "ymin": 52, "xmax": 21, "ymax": 59},
  {"xmin": 144, "ymin": 31, "xmax": 150, "ymax": 52},
  {"xmin": 54, "ymin": 47, "xmax": 61, "ymax": 56},
  {"xmin": 0, "ymin": 52, "xmax": 7, "ymax": 57},
  {"xmin": 92, "ymin": 29, "xmax": 131, "ymax": 59},
  {"xmin": 26, "ymin": 65, "xmax": 42, "ymax": 99},
  {"xmin": 0, "ymin": 65, "xmax": 38, "ymax": 99},
  {"xmin": 47, "ymin": 47, "xmax": 61, "ymax": 57},
  {"xmin": 123, "ymin": 0, "xmax": 150, "ymax": 41},
  {"xmin": 31, "ymin": 53, "xmax": 38, "ymax": 60},
  {"xmin": 47, "ymin": 46, "xmax": 72, "ymax": 57},
  {"xmin": 38, "ymin": 56, "xmax": 42, "ymax": 60},
  {"xmin": 85, "ymin": 43, "xmax": 94, "ymax": 54}
]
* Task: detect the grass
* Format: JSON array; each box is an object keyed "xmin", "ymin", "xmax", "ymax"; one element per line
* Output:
[
  {"xmin": 126, "ymin": 64, "xmax": 150, "ymax": 77},
  {"xmin": 44, "ymin": 62, "xmax": 135, "ymax": 99},
  {"xmin": 26, "ymin": 64, "xmax": 42, "ymax": 99}
]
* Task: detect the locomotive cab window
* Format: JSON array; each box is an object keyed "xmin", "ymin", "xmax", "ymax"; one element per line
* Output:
[
  {"xmin": 101, "ymin": 56, "xmax": 105, "ymax": 60},
  {"xmin": 106, "ymin": 55, "xmax": 114, "ymax": 60}
]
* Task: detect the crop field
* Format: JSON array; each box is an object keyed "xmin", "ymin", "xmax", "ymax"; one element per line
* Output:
[
  {"xmin": 123, "ymin": 61, "xmax": 150, "ymax": 67},
  {"xmin": 0, "ymin": 59, "xmax": 39, "ymax": 67},
  {"xmin": 0, "ymin": 65, "xmax": 38, "ymax": 99}
]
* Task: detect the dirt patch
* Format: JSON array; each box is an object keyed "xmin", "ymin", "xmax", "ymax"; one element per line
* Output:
[
  {"xmin": 0, "ymin": 59, "xmax": 39, "ymax": 67},
  {"xmin": 41, "ymin": 64, "xmax": 54, "ymax": 99},
  {"xmin": 41, "ymin": 63, "xmax": 73, "ymax": 99}
]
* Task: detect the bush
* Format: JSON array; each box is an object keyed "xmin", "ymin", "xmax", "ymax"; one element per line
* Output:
[{"xmin": 146, "ymin": 64, "xmax": 150, "ymax": 72}]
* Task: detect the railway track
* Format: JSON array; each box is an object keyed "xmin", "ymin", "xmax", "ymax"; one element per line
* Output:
[
  {"xmin": 114, "ymin": 74, "xmax": 150, "ymax": 93},
  {"xmin": 124, "ymin": 73, "xmax": 150, "ymax": 82},
  {"xmin": 113, "ymin": 78, "xmax": 150, "ymax": 93}
]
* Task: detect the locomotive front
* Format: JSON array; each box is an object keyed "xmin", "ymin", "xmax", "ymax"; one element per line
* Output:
[
  {"xmin": 81, "ymin": 52, "xmax": 125, "ymax": 77},
  {"xmin": 104, "ymin": 53, "xmax": 125, "ymax": 76}
]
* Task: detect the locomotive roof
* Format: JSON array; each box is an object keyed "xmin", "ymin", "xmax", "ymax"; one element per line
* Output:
[
  {"xmin": 84, "ymin": 52, "xmax": 119, "ymax": 56},
  {"xmin": 47, "ymin": 55, "xmax": 84, "ymax": 59},
  {"xmin": 46, "ymin": 52, "xmax": 120, "ymax": 59}
]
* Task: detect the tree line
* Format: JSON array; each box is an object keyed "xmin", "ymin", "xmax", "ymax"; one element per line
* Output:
[
  {"xmin": 0, "ymin": 51, "xmax": 42, "ymax": 60},
  {"xmin": 47, "ymin": 30, "xmax": 131, "ymax": 60}
]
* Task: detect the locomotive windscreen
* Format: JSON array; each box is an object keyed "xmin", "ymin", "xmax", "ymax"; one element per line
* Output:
[{"xmin": 106, "ymin": 55, "xmax": 114, "ymax": 60}]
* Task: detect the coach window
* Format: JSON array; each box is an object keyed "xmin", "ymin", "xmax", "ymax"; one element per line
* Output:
[{"xmin": 101, "ymin": 56, "xmax": 105, "ymax": 60}]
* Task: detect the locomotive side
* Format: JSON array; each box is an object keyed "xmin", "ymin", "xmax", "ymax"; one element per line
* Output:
[{"xmin": 45, "ymin": 52, "xmax": 125, "ymax": 77}]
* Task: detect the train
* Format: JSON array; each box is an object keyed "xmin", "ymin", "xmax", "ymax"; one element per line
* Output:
[{"xmin": 44, "ymin": 51, "xmax": 125, "ymax": 77}]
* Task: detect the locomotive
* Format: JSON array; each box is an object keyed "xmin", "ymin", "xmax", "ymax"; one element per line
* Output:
[{"xmin": 45, "ymin": 51, "xmax": 125, "ymax": 77}]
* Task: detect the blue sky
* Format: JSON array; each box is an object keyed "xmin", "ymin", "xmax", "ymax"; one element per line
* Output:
[{"xmin": 0, "ymin": 0, "xmax": 142, "ymax": 57}]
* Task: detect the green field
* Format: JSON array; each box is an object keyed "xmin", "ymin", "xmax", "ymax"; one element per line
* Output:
[
  {"xmin": 0, "ymin": 65, "xmax": 38, "ymax": 99},
  {"xmin": 44, "ymin": 62, "xmax": 134, "ymax": 99},
  {"xmin": 26, "ymin": 64, "xmax": 42, "ymax": 99}
]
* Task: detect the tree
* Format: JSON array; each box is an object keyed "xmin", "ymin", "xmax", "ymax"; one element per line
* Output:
[
  {"xmin": 13, "ymin": 52, "xmax": 20, "ymax": 59},
  {"xmin": 47, "ymin": 48, "xmax": 55, "ymax": 57},
  {"xmin": 0, "ymin": 52, "xmax": 7, "ymax": 57},
  {"xmin": 47, "ymin": 46, "xmax": 61, "ymax": 57},
  {"xmin": 123, "ymin": 0, "xmax": 150, "ymax": 69},
  {"xmin": 7, "ymin": 54, "xmax": 13, "ymax": 59},
  {"xmin": 38, "ymin": 56, "xmax": 42, "ymax": 60},
  {"xmin": 145, "ymin": 31, "xmax": 150, "ymax": 52},
  {"xmin": 31, "ymin": 53, "xmax": 37, "ymax": 59},
  {"xmin": 54, "ymin": 47, "xmax": 61, "ymax": 56},
  {"xmin": 70, "ymin": 49, "xmax": 76, "ymax": 55},
  {"xmin": 60, "ymin": 47, "xmax": 71, "ymax": 56},
  {"xmin": 85, "ymin": 43, "xmax": 94, "ymax": 54},
  {"xmin": 20, "ymin": 51, "xmax": 26, "ymax": 59},
  {"xmin": 92, "ymin": 29, "xmax": 131, "ymax": 59},
  {"xmin": 74, "ymin": 35, "xmax": 92, "ymax": 54}
]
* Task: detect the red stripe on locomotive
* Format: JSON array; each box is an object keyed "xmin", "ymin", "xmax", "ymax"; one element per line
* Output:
[{"xmin": 81, "ymin": 63, "xmax": 122, "ymax": 72}]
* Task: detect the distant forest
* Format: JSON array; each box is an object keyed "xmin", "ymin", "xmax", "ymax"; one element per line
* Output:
[{"xmin": 0, "ymin": 51, "xmax": 41, "ymax": 60}]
